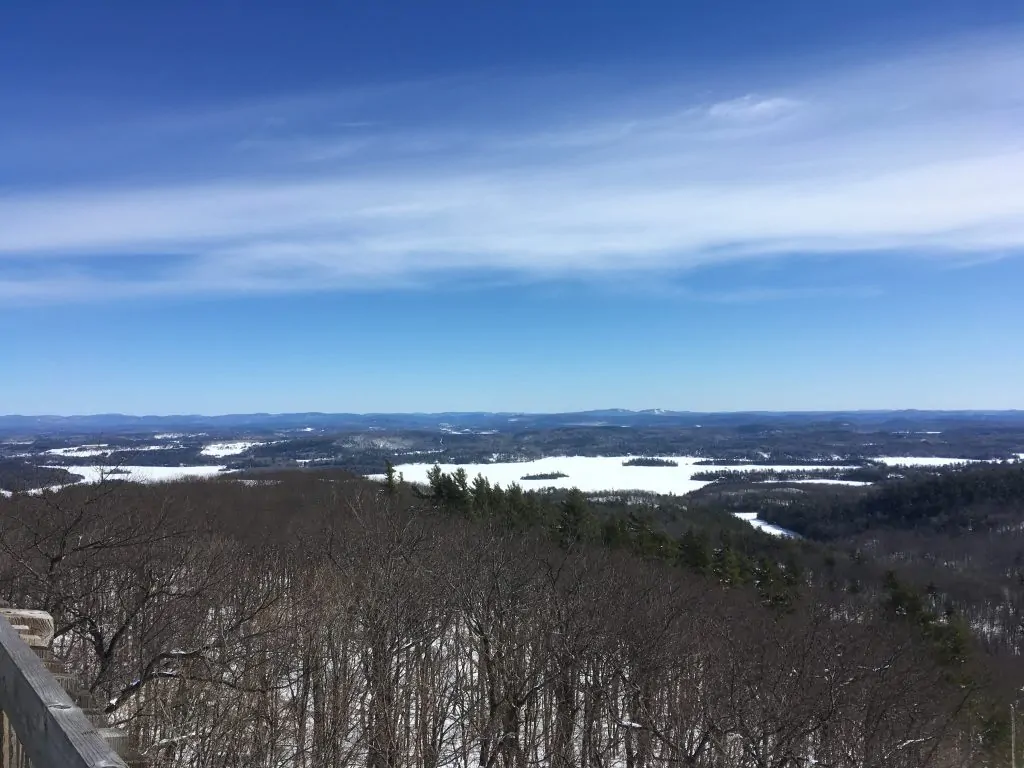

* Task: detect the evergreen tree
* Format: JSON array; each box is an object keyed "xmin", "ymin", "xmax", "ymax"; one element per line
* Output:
[
  {"xmin": 384, "ymin": 460, "xmax": 398, "ymax": 496},
  {"xmin": 713, "ymin": 545, "xmax": 744, "ymax": 586},
  {"xmin": 470, "ymin": 474, "xmax": 492, "ymax": 518},
  {"xmin": 555, "ymin": 488, "xmax": 593, "ymax": 550},
  {"xmin": 678, "ymin": 529, "xmax": 712, "ymax": 575},
  {"xmin": 601, "ymin": 518, "xmax": 631, "ymax": 549}
]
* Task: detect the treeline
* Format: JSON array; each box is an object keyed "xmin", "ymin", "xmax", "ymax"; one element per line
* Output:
[
  {"xmin": 416, "ymin": 464, "xmax": 809, "ymax": 604},
  {"xmin": 760, "ymin": 462, "xmax": 1024, "ymax": 540},
  {"xmin": 0, "ymin": 459, "xmax": 80, "ymax": 492},
  {"xmin": 690, "ymin": 465, "xmax": 891, "ymax": 483},
  {"xmin": 0, "ymin": 469, "xmax": 1011, "ymax": 767},
  {"xmin": 752, "ymin": 462, "xmax": 1024, "ymax": 657}
]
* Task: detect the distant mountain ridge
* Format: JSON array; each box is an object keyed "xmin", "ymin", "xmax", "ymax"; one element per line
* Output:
[{"xmin": 1, "ymin": 409, "xmax": 1022, "ymax": 435}]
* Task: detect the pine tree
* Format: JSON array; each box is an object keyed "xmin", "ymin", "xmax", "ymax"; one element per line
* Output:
[
  {"xmin": 713, "ymin": 545, "xmax": 744, "ymax": 586},
  {"xmin": 384, "ymin": 460, "xmax": 398, "ymax": 496},
  {"xmin": 678, "ymin": 529, "xmax": 712, "ymax": 575},
  {"xmin": 555, "ymin": 488, "xmax": 593, "ymax": 550},
  {"xmin": 470, "ymin": 474, "xmax": 491, "ymax": 518}
]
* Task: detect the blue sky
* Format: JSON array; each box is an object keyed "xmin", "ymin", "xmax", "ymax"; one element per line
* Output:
[{"xmin": 2, "ymin": 1, "xmax": 1023, "ymax": 414}]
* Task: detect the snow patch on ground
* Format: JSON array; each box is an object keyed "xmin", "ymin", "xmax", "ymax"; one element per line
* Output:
[{"xmin": 200, "ymin": 441, "xmax": 262, "ymax": 457}]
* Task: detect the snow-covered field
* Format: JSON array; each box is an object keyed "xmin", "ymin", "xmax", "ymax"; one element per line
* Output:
[
  {"xmin": 385, "ymin": 456, "xmax": 852, "ymax": 496},
  {"xmin": 200, "ymin": 441, "xmax": 262, "ymax": 457}
]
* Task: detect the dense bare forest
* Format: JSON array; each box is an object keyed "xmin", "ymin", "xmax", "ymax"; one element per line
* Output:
[{"xmin": 0, "ymin": 468, "xmax": 1016, "ymax": 767}]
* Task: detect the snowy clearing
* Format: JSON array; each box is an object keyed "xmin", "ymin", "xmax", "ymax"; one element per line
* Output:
[
  {"xmin": 200, "ymin": 441, "xmax": 262, "ymax": 457},
  {"xmin": 383, "ymin": 456, "xmax": 852, "ymax": 497}
]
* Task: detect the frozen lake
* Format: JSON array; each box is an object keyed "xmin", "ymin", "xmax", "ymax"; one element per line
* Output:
[
  {"xmin": 200, "ymin": 441, "xmax": 264, "ymax": 457},
  {"xmin": 732, "ymin": 512, "xmax": 797, "ymax": 538},
  {"xmin": 383, "ymin": 455, "xmax": 852, "ymax": 496},
  {"xmin": 874, "ymin": 456, "xmax": 977, "ymax": 467},
  {"xmin": 15, "ymin": 465, "xmax": 231, "ymax": 494},
  {"xmin": 378, "ymin": 454, "xmax": 982, "ymax": 537},
  {"xmin": 53, "ymin": 465, "xmax": 229, "ymax": 484}
]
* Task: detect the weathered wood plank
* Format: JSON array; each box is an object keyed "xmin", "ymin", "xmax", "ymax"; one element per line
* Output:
[{"xmin": 0, "ymin": 614, "xmax": 127, "ymax": 768}]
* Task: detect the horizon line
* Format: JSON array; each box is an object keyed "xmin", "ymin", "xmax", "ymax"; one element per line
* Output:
[{"xmin": 2, "ymin": 408, "xmax": 1022, "ymax": 420}]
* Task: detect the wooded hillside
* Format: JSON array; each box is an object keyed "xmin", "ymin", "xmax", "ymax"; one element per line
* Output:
[{"xmin": 0, "ymin": 469, "xmax": 1011, "ymax": 767}]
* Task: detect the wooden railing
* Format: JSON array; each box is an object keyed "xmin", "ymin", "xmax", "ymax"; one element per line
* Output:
[{"xmin": 0, "ymin": 609, "xmax": 141, "ymax": 768}]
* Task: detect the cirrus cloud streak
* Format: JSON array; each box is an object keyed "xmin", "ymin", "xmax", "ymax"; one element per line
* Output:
[{"xmin": 1, "ymin": 33, "xmax": 1023, "ymax": 302}]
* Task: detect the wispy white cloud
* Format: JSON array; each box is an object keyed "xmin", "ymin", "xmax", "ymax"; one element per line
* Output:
[
  {"xmin": 705, "ymin": 95, "xmax": 802, "ymax": 121},
  {"xmin": 1, "ymin": 32, "xmax": 1022, "ymax": 302}
]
